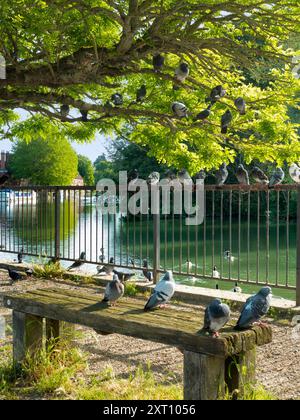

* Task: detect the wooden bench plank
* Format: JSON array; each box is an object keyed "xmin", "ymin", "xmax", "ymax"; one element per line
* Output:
[{"xmin": 3, "ymin": 289, "xmax": 272, "ymax": 357}]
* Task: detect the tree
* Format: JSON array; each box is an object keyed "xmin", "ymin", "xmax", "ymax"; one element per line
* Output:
[
  {"xmin": 94, "ymin": 154, "xmax": 115, "ymax": 183},
  {"xmin": 9, "ymin": 123, "xmax": 78, "ymax": 185},
  {"xmin": 78, "ymin": 154, "xmax": 95, "ymax": 185},
  {"xmin": 0, "ymin": 1, "xmax": 300, "ymax": 173}
]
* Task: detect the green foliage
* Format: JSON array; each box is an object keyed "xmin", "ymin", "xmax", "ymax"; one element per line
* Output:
[
  {"xmin": 124, "ymin": 282, "xmax": 139, "ymax": 297},
  {"xmin": 8, "ymin": 120, "xmax": 78, "ymax": 185},
  {"xmin": 0, "ymin": 1, "xmax": 299, "ymax": 172},
  {"xmin": 33, "ymin": 261, "xmax": 65, "ymax": 279},
  {"xmin": 78, "ymin": 154, "xmax": 95, "ymax": 185}
]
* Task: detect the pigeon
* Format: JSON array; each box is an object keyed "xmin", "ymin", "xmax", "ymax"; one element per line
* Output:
[
  {"xmin": 144, "ymin": 271, "xmax": 175, "ymax": 311},
  {"xmin": 232, "ymin": 282, "xmax": 242, "ymax": 293},
  {"xmin": 194, "ymin": 105, "xmax": 212, "ymax": 121},
  {"xmin": 224, "ymin": 250, "xmax": 235, "ymax": 262},
  {"xmin": 173, "ymin": 63, "xmax": 189, "ymax": 89},
  {"xmin": 204, "ymin": 299, "xmax": 231, "ymax": 337},
  {"xmin": 165, "ymin": 170, "xmax": 177, "ymax": 182},
  {"xmin": 111, "ymin": 93, "xmax": 123, "ymax": 106},
  {"xmin": 136, "ymin": 85, "xmax": 147, "ymax": 102},
  {"xmin": 221, "ymin": 110, "xmax": 233, "ymax": 134},
  {"xmin": 269, "ymin": 167, "xmax": 285, "ymax": 188},
  {"xmin": 102, "ymin": 274, "xmax": 124, "ymax": 306},
  {"xmin": 97, "ymin": 257, "xmax": 115, "ymax": 276},
  {"xmin": 289, "ymin": 163, "xmax": 300, "ymax": 183},
  {"xmin": 215, "ymin": 163, "xmax": 228, "ymax": 186},
  {"xmin": 67, "ymin": 252, "xmax": 86, "ymax": 271},
  {"xmin": 251, "ymin": 167, "xmax": 269, "ymax": 185},
  {"xmin": 80, "ymin": 109, "xmax": 88, "ymax": 122},
  {"xmin": 142, "ymin": 259, "xmax": 153, "ymax": 282},
  {"xmin": 172, "ymin": 102, "xmax": 188, "ymax": 118},
  {"xmin": 236, "ymin": 164, "xmax": 249, "ymax": 185},
  {"xmin": 128, "ymin": 169, "xmax": 139, "ymax": 184},
  {"xmin": 153, "ymin": 54, "xmax": 165, "ymax": 72},
  {"xmin": 7, "ymin": 268, "xmax": 24, "ymax": 283},
  {"xmin": 147, "ymin": 172, "xmax": 160, "ymax": 186},
  {"xmin": 25, "ymin": 268, "xmax": 34, "ymax": 277},
  {"xmin": 194, "ymin": 170, "xmax": 206, "ymax": 182},
  {"xmin": 207, "ymin": 85, "xmax": 226, "ymax": 104},
  {"xmin": 212, "ymin": 266, "xmax": 220, "ymax": 279},
  {"xmin": 17, "ymin": 248, "xmax": 24, "ymax": 264},
  {"xmin": 234, "ymin": 97, "xmax": 246, "ymax": 115},
  {"xmin": 60, "ymin": 104, "xmax": 70, "ymax": 119},
  {"xmin": 186, "ymin": 260, "xmax": 193, "ymax": 271},
  {"xmin": 99, "ymin": 249, "xmax": 105, "ymax": 263},
  {"xmin": 178, "ymin": 169, "xmax": 193, "ymax": 185},
  {"xmin": 235, "ymin": 286, "xmax": 272, "ymax": 330}
]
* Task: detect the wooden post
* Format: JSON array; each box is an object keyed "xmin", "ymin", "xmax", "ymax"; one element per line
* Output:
[
  {"xmin": 225, "ymin": 349, "xmax": 256, "ymax": 396},
  {"xmin": 13, "ymin": 311, "xmax": 43, "ymax": 363},
  {"xmin": 45, "ymin": 319, "xmax": 75, "ymax": 344},
  {"xmin": 184, "ymin": 351, "xmax": 225, "ymax": 400}
]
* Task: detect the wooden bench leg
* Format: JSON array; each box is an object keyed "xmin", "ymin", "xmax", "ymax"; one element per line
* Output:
[
  {"xmin": 225, "ymin": 349, "xmax": 256, "ymax": 397},
  {"xmin": 45, "ymin": 319, "xmax": 75, "ymax": 344},
  {"xmin": 13, "ymin": 311, "xmax": 43, "ymax": 364},
  {"xmin": 184, "ymin": 351, "xmax": 225, "ymax": 400}
]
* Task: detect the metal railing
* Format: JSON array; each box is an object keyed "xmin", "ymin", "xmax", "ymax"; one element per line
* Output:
[{"xmin": 0, "ymin": 184, "xmax": 299, "ymax": 304}]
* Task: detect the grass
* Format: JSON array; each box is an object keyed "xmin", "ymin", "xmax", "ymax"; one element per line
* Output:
[
  {"xmin": 33, "ymin": 261, "xmax": 65, "ymax": 279},
  {"xmin": 223, "ymin": 385, "xmax": 276, "ymax": 400}
]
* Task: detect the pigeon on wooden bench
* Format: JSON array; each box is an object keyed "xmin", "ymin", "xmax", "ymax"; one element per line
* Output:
[
  {"xmin": 144, "ymin": 271, "xmax": 175, "ymax": 311},
  {"xmin": 102, "ymin": 274, "xmax": 124, "ymax": 306},
  {"xmin": 235, "ymin": 287, "xmax": 272, "ymax": 330},
  {"xmin": 67, "ymin": 252, "xmax": 86, "ymax": 271},
  {"xmin": 203, "ymin": 299, "xmax": 231, "ymax": 338}
]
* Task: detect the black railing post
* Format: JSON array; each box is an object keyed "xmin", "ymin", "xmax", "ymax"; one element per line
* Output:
[
  {"xmin": 54, "ymin": 187, "xmax": 61, "ymax": 261},
  {"xmin": 153, "ymin": 213, "xmax": 160, "ymax": 284},
  {"xmin": 297, "ymin": 186, "xmax": 300, "ymax": 306}
]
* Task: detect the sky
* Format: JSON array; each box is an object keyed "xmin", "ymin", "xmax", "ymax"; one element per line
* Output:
[{"xmin": 1, "ymin": 110, "xmax": 111, "ymax": 163}]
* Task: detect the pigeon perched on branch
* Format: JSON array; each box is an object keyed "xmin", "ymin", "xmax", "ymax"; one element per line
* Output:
[
  {"xmin": 144, "ymin": 271, "xmax": 175, "ymax": 311},
  {"xmin": 67, "ymin": 252, "xmax": 86, "ymax": 271},
  {"xmin": 221, "ymin": 110, "xmax": 233, "ymax": 134},
  {"xmin": 153, "ymin": 54, "xmax": 165, "ymax": 72},
  {"xmin": 194, "ymin": 105, "xmax": 212, "ymax": 121},
  {"xmin": 204, "ymin": 299, "xmax": 231, "ymax": 338},
  {"xmin": 236, "ymin": 164, "xmax": 249, "ymax": 185},
  {"xmin": 235, "ymin": 287, "xmax": 272, "ymax": 330},
  {"xmin": 60, "ymin": 104, "xmax": 70, "ymax": 119},
  {"xmin": 173, "ymin": 63, "xmax": 189, "ymax": 90},
  {"xmin": 80, "ymin": 109, "xmax": 88, "ymax": 122},
  {"xmin": 172, "ymin": 102, "xmax": 188, "ymax": 118},
  {"xmin": 102, "ymin": 274, "xmax": 124, "ymax": 306},
  {"xmin": 234, "ymin": 97, "xmax": 246, "ymax": 115},
  {"xmin": 269, "ymin": 167, "xmax": 285, "ymax": 188},
  {"xmin": 136, "ymin": 85, "xmax": 147, "ymax": 102},
  {"xmin": 208, "ymin": 85, "xmax": 226, "ymax": 104},
  {"xmin": 111, "ymin": 93, "xmax": 123, "ymax": 106}
]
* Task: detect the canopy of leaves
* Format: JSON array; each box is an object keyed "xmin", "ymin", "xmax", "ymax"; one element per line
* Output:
[
  {"xmin": 1, "ymin": 0, "xmax": 300, "ymax": 174},
  {"xmin": 78, "ymin": 154, "xmax": 95, "ymax": 185},
  {"xmin": 8, "ymin": 123, "xmax": 78, "ymax": 185}
]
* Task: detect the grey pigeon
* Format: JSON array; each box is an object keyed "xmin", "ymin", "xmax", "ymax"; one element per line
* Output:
[
  {"xmin": 7, "ymin": 268, "xmax": 24, "ymax": 283},
  {"xmin": 25, "ymin": 268, "xmax": 34, "ymax": 277},
  {"xmin": 153, "ymin": 54, "xmax": 165, "ymax": 72},
  {"xmin": 236, "ymin": 164, "xmax": 249, "ymax": 185},
  {"xmin": 136, "ymin": 85, "xmax": 146, "ymax": 102},
  {"xmin": 251, "ymin": 167, "xmax": 269, "ymax": 185},
  {"xmin": 17, "ymin": 248, "xmax": 24, "ymax": 264},
  {"xmin": 194, "ymin": 105, "xmax": 212, "ymax": 121},
  {"xmin": 67, "ymin": 252, "xmax": 86, "ymax": 271},
  {"xmin": 269, "ymin": 167, "xmax": 285, "ymax": 188},
  {"xmin": 97, "ymin": 257, "xmax": 115, "ymax": 276},
  {"xmin": 111, "ymin": 93, "xmax": 123, "ymax": 106},
  {"xmin": 60, "ymin": 104, "xmax": 70, "ymax": 119},
  {"xmin": 142, "ymin": 259, "xmax": 153, "ymax": 282},
  {"xmin": 289, "ymin": 163, "xmax": 300, "ymax": 183},
  {"xmin": 234, "ymin": 97, "xmax": 246, "ymax": 115},
  {"xmin": 235, "ymin": 286, "xmax": 272, "ymax": 330},
  {"xmin": 195, "ymin": 170, "xmax": 206, "ymax": 182},
  {"xmin": 178, "ymin": 169, "xmax": 193, "ymax": 184},
  {"xmin": 144, "ymin": 271, "xmax": 175, "ymax": 311},
  {"xmin": 147, "ymin": 171, "xmax": 160, "ymax": 185},
  {"xmin": 172, "ymin": 102, "xmax": 188, "ymax": 118},
  {"xmin": 208, "ymin": 85, "xmax": 226, "ymax": 104},
  {"xmin": 204, "ymin": 299, "xmax": 231, "ymax": 337},
  {"xmin": 215, "ymin": 163, "xmax": 228, "ymax": 186},
  {"xmin": 102, "ymin": 274, "xmax": 124, "ymax": 306},
  {"xmin": 80, "ymin": 109, "xmax": 88, "ymax": 122},
  {"xmin": 128, "ymin": 169, "xmax": 139, "ymax": 183},
  {"xmin": 174, "ymin": 62, "xmax": 189, "ymax": 89},
  {"xmin": 221, "ymin": 110, "xmax": 233, "ymax": 134}
]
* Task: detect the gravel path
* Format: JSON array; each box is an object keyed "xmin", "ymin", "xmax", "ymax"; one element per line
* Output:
[{"xmin": 1, "ymin": 270, "xmax": 299, "ymax": 400}]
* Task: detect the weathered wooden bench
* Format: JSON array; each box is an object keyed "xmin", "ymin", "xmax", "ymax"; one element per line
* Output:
[{"xmin": 3, "ymin": 288, "xmax": 272, "ymax": 400}]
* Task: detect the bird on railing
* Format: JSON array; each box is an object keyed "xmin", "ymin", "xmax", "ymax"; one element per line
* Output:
[
  {"xmin": 144, "ymin": 271, "xmax": 175, "ymax": 311},
  {"xmin": 147, "ymin": 172, "xmax": 160, "ymax": 186},
  {"xmin": 232, "ymin": 282, "xmax": 242, "ymax": 293},
  {"xmin": 142, "ymin": 259, "xmax": 153, "ymax": 282},
  {"xmin": 97, "ymin": 257, "xmax": 114, "ymax": 276},
  {"xmin": 251, "ymin": 167, "xmax": 269, "ymax": 185},
  {"xmin": 194, "ymin": 170, "xmax": 206, "ymax": 182},
  {"xmin": 102, "ymin": 273, "xmax": 124, "ymax": 306},
  {"xmin": 235, "ymin": 287, "xmax": 272, "ymax": 330},
  {"xmin": 17, "ymin": 248, "xmax": 24, "ymax": 264},
  {"xmin": 215, "ymin": 163, "xmax": 228, "ymax": 186},
  {"xmin": 178, "ymin": 169, "xmax": 193, "ymax": 185},
  {"xmin": 67, "ymin": 252, "xmax": 86, "ymax": 271},
  {"xmin": 289, "ymin": 163, "xmax": 300, "ymax": 183},
  {"xmin": 236, "ymin": 164, "xmax": 250, "ymax": 185},
  {"xmin": 269, "ymin": 167, "xmax": 285, "ymax": 188},
  {"xmin": 128, "ymin": 169, "xmax": 139, "ymax": 185},
  {"xmin": 203, "ymin": 299, "xmax": 231, "ymax": 338}
]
